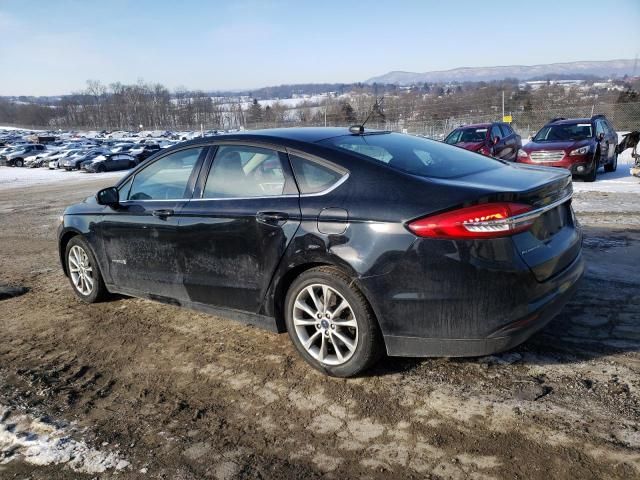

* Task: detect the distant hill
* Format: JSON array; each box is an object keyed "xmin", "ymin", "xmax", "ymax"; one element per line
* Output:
[{"xmin": 365, "ymin": 59, "xmax": 637, "ymax": 85}]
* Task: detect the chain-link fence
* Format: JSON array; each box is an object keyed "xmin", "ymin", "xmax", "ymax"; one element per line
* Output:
[{"xmin": 231, "ymin": 101, "xmax": 640, "ymax": 141}]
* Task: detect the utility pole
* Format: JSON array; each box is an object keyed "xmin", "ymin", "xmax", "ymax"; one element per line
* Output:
[{"xmin": 501, "ymin": 91, "xmax": 505, "ymax": 120}]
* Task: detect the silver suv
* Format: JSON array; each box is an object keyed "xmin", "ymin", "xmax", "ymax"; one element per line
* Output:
[{"xmin": 0, "ymin": 144, "xmax": 47, "ymax": 167}]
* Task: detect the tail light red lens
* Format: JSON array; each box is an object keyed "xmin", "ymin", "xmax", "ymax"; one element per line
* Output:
[{"xmin": 407, "ymin": 202, "xmax": 534, "ymax": 239}]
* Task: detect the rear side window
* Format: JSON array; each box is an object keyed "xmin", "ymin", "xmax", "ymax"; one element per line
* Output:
[
  {"xmin": 289, "ymin": 155, "xmax": 346, "ymax": 194},
  {"xmin": 321, "ymin": 133, "xmax": 503, "ymax": 179},
  {"xmin": 203, "ymin": 145, "xmax": 285, "ymax": 198}
]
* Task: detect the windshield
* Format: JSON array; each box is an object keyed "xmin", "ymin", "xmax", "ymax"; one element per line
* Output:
[
  {"xmin": 320, "ymin": 133, "xmax": 503, "ymax": 179},
  {"xmin": 445, "ymin": 127, "xmax": 488, "ymax": 144},
  {"xmin": 534, "ymin": 123, "xmax": 593, "ymax": 142}
]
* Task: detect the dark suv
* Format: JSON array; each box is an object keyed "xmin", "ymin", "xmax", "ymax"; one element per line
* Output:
[
  {"xmin": 444, "ymin": 122, "xmax": 522, "ymax": 161},
  {"xmin": 517, "ymin": 115, "xmax": 618, "ymax": 181}
]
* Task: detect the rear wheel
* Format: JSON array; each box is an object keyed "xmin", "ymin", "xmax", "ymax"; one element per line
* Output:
[
  {"xmin": 65, "ymin": 236, "xmax": 108, "ymax": 303},
  {"xmin": 604, "ymin": 153, "xmax": 617, "ymax": 173},
  {"xmin": 284, "ymin": 266, "xmax": 383, "ymax": 377}
]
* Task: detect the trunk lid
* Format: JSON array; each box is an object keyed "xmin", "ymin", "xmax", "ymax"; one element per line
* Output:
[{"xmin": 431, "ymin": 163, "xmax": 580, "ymax": 282}]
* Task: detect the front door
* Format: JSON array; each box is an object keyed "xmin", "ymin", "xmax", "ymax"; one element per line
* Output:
[
  {"xmin": 178, "ymin": 144, "xmax": 301, "ymax": 313},
  {"xmin": 98, "ymin": 146, "xmax": 208, "ymax": 300}
]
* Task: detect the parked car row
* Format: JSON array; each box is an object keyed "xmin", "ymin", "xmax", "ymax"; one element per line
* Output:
[
  {"xmin": 0, "ymin": 132, "xmax": 184, "ymax": 173},
  {"xmin": 444, "ymin": 114, "xmax": 619, "ymax": 182}
]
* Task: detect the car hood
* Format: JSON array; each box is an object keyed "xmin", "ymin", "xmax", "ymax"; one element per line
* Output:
[
  {"xmin": 524, "ymin": 138, "xmax": 592, "ymax": 153},
  {"xmin": 454, "ymin": 141, "xmax": 485, "ymax": 151}
]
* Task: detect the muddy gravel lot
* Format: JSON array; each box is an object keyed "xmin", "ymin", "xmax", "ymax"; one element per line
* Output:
[{"xmin": 0, "ymin": 176, "xmax": 639, "ymax": 479}]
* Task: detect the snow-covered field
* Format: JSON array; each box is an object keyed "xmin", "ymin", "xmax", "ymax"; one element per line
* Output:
[{"xmin": 0, "ymin": 167, "xmax": 128, "ymax": 190}]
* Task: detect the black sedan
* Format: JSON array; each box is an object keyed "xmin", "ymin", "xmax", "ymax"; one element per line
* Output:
[
  {"xmin": 58, "ymin": 128, "xmax": 583, "ymax": 377},
  {"xmin": 81, "ymin": 153, "xmax": 137, "ymax": 172}
]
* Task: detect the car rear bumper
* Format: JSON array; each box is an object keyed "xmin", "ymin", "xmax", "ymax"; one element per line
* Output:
[{"xmin": 382, "ymin": 251, "xmax": 584, "ymax": 357}]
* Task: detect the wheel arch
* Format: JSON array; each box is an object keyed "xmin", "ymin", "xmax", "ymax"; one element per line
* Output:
[
  {"xmin": 268, "ymin": 260, "xmax": 384, "ymax": 341},
  {"xmin": 58, "ymin": 228, "xmax": 83, "ymax": 276}
]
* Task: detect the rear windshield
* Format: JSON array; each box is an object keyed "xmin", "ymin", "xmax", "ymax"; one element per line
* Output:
[{"xmin": 320, "ymin": 133, "xmax": 503, "ymax": 179}]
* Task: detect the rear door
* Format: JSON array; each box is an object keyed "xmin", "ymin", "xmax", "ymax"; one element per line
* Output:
[
  {"xmin": 499, "ymin": 124, "xmax": 518, "ymax": 160},
  {"xmin": 97, "ymin": 146, "xmax": 208, "ymax": 300},
  {"xmin": 178, "ymin": 143, "xmax": 301, "ymax": 313}
]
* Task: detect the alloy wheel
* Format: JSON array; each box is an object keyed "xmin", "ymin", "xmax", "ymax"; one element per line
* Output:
[
  {"xmin": 68, "ymin": 245, "xmax": 94, "ymax": 296},
  {"xmin": 292, "ymin": 284, "xmax": 358, "ymax": 365}
]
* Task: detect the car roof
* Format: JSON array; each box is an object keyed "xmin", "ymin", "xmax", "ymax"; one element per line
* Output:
[
  {"xmin": 173, "ymin": 127, "xmax": 386, "ymax": 148},
  {"xmin": 458, "ymin": 123, "xmax": 492, "ymax": 129},
  {"xmin": 547, "ymin": 118, "xmax": 593, "ymax": 126}
]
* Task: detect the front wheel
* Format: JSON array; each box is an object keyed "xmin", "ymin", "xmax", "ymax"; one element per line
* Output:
[
  {"xmin": 65, "ymin": 236, "xmax": 108, "ymax": 303},
  {"xmin": 583, "ymin": 155, "xmax": 598, "ymax": 182},
  {"xmin": 14, "ymin": 158, "xmax": 23, "ymax": 167},
  {"xmin": 284, "ymin": 266, "xmax": 383, "ymax": 377}
]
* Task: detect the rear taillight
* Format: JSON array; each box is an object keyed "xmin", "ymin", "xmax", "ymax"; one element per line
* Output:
[{"xmin": 407, "ymin": 202, "xmax": 534, "ymax": 239}]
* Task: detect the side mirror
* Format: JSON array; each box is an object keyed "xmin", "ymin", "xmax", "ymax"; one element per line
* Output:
[
  {"xmin": 492, "ymin": 136, "xmax": 500, "ymax": 145},
  {"xmin": 96, "ymin": 186, "xmax": 119, "ymax": 207},
  {"xmin": 597, "ymin": 132, "xmax": 605, "ymax": 141}
]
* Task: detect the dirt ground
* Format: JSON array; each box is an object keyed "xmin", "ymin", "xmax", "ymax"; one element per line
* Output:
[{"xmin": 0, "ymin": 177, "xmax": 639, "ymax": 479}]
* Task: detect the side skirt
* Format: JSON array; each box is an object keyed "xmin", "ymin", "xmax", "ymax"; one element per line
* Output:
[{"xmin": 105, "ymin": 284, "xmax": 283, "ymax": 333}]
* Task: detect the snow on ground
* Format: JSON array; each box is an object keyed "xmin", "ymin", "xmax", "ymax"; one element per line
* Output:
[
  {"xmin": 0, "ymin": 405, "xmax": 129, "ymax": 473},
  {"xmin": 0, "ymin": 167, "xmax": 128, "ymax": 190},
  {"xmin": 572, "ymin": 149, "xmax": 638, "ymax": 194}
]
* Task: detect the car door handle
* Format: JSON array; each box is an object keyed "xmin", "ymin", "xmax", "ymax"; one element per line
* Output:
[
  {"xmin": 152, "ymin": 209, "xmax": 174, "ymax": 219},
  {"xmin": 256, "ymin": 211, "xmax": 288, "ymax": 226}
]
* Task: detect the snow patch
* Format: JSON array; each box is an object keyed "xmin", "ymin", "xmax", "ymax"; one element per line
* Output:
[
  {"xmin": 0, "ymin": 167, "xmax": 127, "ymax": 190},
  {"xmin": 0, "ymin": 406, "xmax": 129, "ymax": 473}
]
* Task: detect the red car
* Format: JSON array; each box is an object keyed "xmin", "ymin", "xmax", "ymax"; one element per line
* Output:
[
  {"xmin": 444, "ymin": 122, "xmax": 522, "ymax": 161},
  {"xmin": 517, "ymin": 115, "xmax": 618, "ymax": 182}
]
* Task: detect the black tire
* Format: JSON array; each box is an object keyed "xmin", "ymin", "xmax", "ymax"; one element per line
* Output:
[
  {"xmin": 284, "ymin": 266, "xmax": 384, "ymax": 377},
  {"xmin": 96, "ymin": 164, "xmax": 106, "ymax": 173},
  {"xmin": 65, "ymin": 236, "xmax": 109, "ymax": 303},
  {"xmin": 583, "ymin": 154, "xmax": 598, "ymax": 182},
  {"xmin": 604, "ymin": 153, "xmax": 617, "ymax": 173},
  {"xmin": 14, "ymin": 158, "xmax": 23, "ymax": 168}
]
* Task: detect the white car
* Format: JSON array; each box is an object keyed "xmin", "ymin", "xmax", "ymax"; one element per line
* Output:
[
  {"xmin": 24, "ymin": 150, "xmax": 59, "ymax": 168},
  {"xmin": 48, "ymin": 149, "xmax": 84, "ymax": 169}
]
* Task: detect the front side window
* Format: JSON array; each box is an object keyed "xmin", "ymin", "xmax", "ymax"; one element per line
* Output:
[
  {"xmin": 128, "ymin": 147, "xmax": 204, "ymax": 200},
  {"xmin": 203, "ymin": 145, "xmax": 285, "ymax": 198},
  {"xmin": 290, "ymin": 155, "xmax": 346, "ymax": 194},
  {"xmin": 490, "ymin": 125, "xmax": 502, "ymax": 140}
]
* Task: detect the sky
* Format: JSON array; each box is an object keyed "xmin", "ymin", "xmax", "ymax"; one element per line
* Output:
[{"xmin": 1, "ymin": 0, "xmax": 639, "ymax": 96}]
